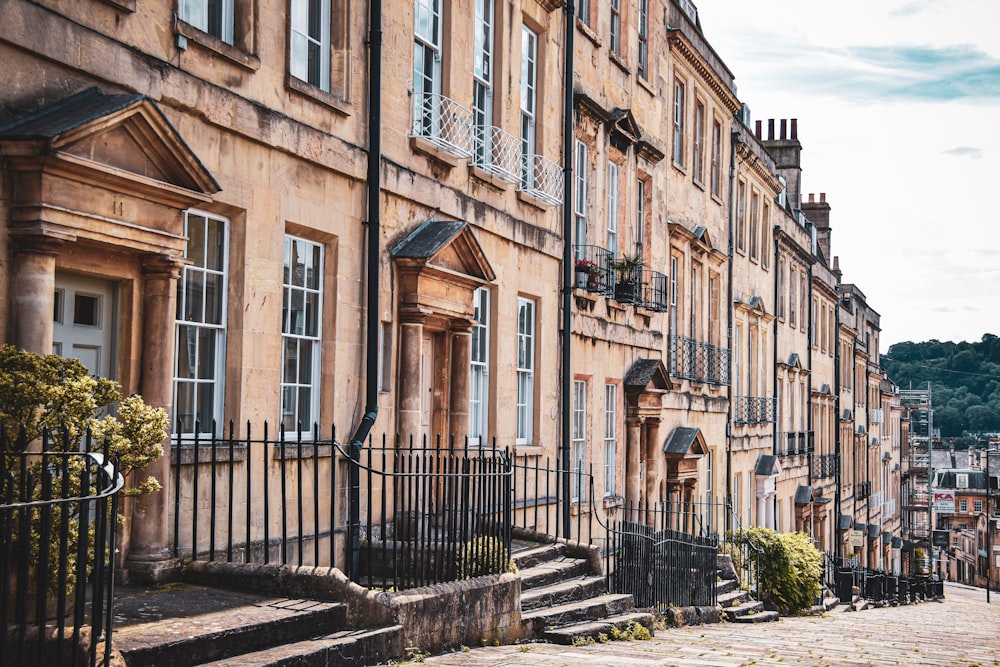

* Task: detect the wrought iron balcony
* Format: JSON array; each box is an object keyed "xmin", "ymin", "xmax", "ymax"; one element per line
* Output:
[
  {"xmin": 733, "ymin": 396, "xmax": 776, "ymax": 424},
  {"xmin": 856, "ymin": 480, "xmax": 872, "ymax": 501},
  {"xmin": 780, "ymin": 431, "xmax": 813, "ymax": 456},
  {"xmin": 411, "ymin": 92, "xmax": 473, "ymax": 158},
  {"xmin": 812, "ymin": 453, "xmax": 840, "ymax": 480},
  {"xmin": 471, "ymin": 124, "xmax": 521, "ymax": 183},
  {"xmin": 668, "ymin": 335, "xmax": 730, "ymax": 386},
  {"xmin": 573, "ymin": 245, "xmax": 614, "ymax": 294},
  {"xmin": 519, "ymin": 153, "xmax": 564, "ymax": 205}
]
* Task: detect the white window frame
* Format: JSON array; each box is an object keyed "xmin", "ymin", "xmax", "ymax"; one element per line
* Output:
[
  {"xmin": 572, "ymin": 379, "xmax": 588, "ymax": 502},
  {"xmin": 604, "ymin": 383, "xmax": 617, "ymax": 497},
  {"xmin": 672, "ymin": 80, "xmax": 686, "ymax": 166},
  {"xmin": 710, "ymin": 119, "xmax": 722, "ymax": 197},
  {"xmin": 974, "ymin": 499, "xmax": 983, "ymax": 513},
  {"xmin": 574, "ymin": 140, "xmax": 588, "ymax": 256},
  {"xmin": 635, "ymin": 177, "xmax": 645, "ymax": 256},
  {"xmin": 470, "ymin": 287, "xmax": 490, "ymax": 446},
  {"xmin": 749, "ymin": 190, "xmax": 759, "ymax": 260},
  {"xmin": 520, "ymin": 26, "xmax": 538, "ymax": 188},
  {"xmin": 413, "ymin": 0, "xmax": 442, "ymax": 137},
  {"xmin": 174, "ymin": 210, "xmax": 229, "ymax": 437},
  {"xmin": 693, "ymin": 100, "xmax": 705, "ymax": 183},
  {"xmin": 577, "ymin": 0, "xmax": 590, "ymax": 27},
  {"xmin": 290, "ymin": 0, "xmax": 331, "ymax": 91},
  {"xmin": 607, "ymin": 161, "xmax": 619, "ymax": 257},
  {"xmin": 378, "ymin": 321, "xmax": 392, "ymax": 392},
  {"xmin": 473, "ymin": 0, "xmax": 495, "ymax": 163},
  {"xmin": 516, "ymin": 297, "xmax": 535, "ymax": 444},
  {"xmin": 180, "ymin": 0, "xmax": 234, "ymax": 44},
  {"xmin": 637, "ymin": 0, "xmax": 648, "ymax": 78},
  {"xmin": 736, "ymin": 180, "xmax": 746, "ymax": 252},
  {"xmin": 281, "ymin": 235, "xmax": 324, "ymax": 437},
  {"xmin": 609, "ymin": 0, "xmax": 622, "ymax": 55}
]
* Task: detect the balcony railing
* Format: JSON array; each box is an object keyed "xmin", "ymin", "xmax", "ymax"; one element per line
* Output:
[
  {"xmin": 519, "ymin": 153, "xmax": 564, "ymax": 205},
  {"xmin": 812, "ymin": 453, "xmax": 840, "ymax": 480},
  {"xmin": 780, "ymin": 431, "xmax": 814, "ymax": 456},
  {"xmin": 668, "ymin": 335, "xmax": 730, "ymax": 386},
  {"xmin": 733, "ymin": 396, "xmax": 777, "ymax": 424},
  {"xmin": 411, "ymin": 92, "xmax": 473, "ymax": 158},
  {"xmin": 572, "ymin": 246, "xmax": 666, "ymax": 311},
  {"xmin": 857, "ymin": 480, "xmax": 872, "ymax": 501},
  {"xmin": 471, "ymin": 124, "xmax": 521, "ymax": 183}
]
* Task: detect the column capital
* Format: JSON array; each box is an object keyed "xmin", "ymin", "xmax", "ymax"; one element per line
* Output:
[
  {"xmin": 449, "ymin": 317, "xmax": 475, "ymax": 334},
  {"xmin": 399, "ymin": 306, "xmax": 431, "ymax": 325},
  {"xmin": 10, "ymin": 229, "xmax": 67, "ymax": 256},
  {"xmin": 141, "ymin": 253, "xmax": 186, "ymax": 279}
]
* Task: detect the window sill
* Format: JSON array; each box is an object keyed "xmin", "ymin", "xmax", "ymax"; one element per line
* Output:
[
  {"xmin": 409, "ymin": 135, "xmax": 462, "ymax": 167},
  {"xmin": 470, "ymin": 165, "xmax": 514, "ymax": 190},
  {"xmin": 609, "ymin": 51, "xmax": 630, "ymax": 74},
  {"xmin": 514, "ymin": 444, "xmax": 546, "ymax": 458},
  {"xmin": 99, "ymin": 0, "xmax": 135, "ymax": 11},
  {"xmin": 637, "ymin": 76, "xmax": 655, "ymax": 96},
  {"xmin": 287, "ymin": 75, "xmax": 351, "ymax": 116},
  {"xmin": 577, "ymin": 19, "xmax": 602, "ymax": 48},
  {"xmin": 603, "ymin": 495, "xmax": 624, "ymax": 510},
  {"xmin": 516, "ymin": 189, "xmax": 552, "ymax": 211},
  {"xmin": 693, "ymin": 177, "xmax": 707, "ymax": 192},
  {"xmin": 175, "ymin": 20, "xmax": 260, "ymax": 71},
  {"xmin": 672, "ymin": 160, "xmax": 688, "ymax": 176}
]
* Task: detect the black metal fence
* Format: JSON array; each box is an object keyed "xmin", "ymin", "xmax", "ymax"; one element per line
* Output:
[
  {"xmin": 607, "ymin": 502, "xmax": 719, "ymax": 609},
  {"xmin": 669, "ymin": 335, "xmax": 731, "ymax": 386},
  {"xmin": 170, "ymin": 425, "xmax": 512, "ymax": 591},
  {"xmin": 828, "ymin": 559, "xmax": 942, "ymax": 605},
  {"xmin": 1, "ymin": 428, "xmax": 122, "ymax": 667}
]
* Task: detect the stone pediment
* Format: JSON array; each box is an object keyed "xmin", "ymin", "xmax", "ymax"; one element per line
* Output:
[
  {"xmin": 392, "ymin": 219, "xmax": 495, "ymax": 283},
  {"xmin": 624, "ymin": 358, "xmax": 673, "ymax": 393},
  {"xmin": 663, "ymin": 426, "xmax": 707, "ymax": 458},
  {"xmin": 0, "ymin": 87, "xmax": 219, "ymax": 198}
]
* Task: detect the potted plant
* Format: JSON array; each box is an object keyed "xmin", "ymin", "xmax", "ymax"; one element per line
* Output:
[
  {"xmin": 610, "ymin": 253, "xmax": 643, "ymax": 303},
  {"xmin": 574, "ymin": 258, "xmax": 601, "ymax": 290}
]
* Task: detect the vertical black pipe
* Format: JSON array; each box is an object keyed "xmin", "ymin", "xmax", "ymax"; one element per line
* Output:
[
  {"xmin": 726, "ymin": 130, "xmax": 739, "ymax": 535},
  {"xmin": 347, "ymin": 0, "xmax": 383, "ymax": 580},
  {"xmin": 834, "ymin": 293, "xmax": 842, "ymax": 558},
  {"xmin": 560, "ymin": 0, "xmax": 576, "ymax": 540}
]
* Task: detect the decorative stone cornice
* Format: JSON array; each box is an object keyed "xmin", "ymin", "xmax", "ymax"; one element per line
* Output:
[{"xmin": 667, "ymin": 32, "xmax": 741, "ymax": 115}]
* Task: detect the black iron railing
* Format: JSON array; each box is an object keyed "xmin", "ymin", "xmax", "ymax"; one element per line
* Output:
[
  {"xmin": 831, "ymin": 559, "xmax": 941, "ymax": 605},
  {"xmin": 813, "ymin": 453, "xmax": 840, "ymax": 480},
  {"xmin": 1, "ymin": 427, "xmax": 122, "ymax": 667},
  {"xmin": 669, "ymin": 335, "xmax": 730, "ymax": 386},
  {"xmin": 733, "ymin": 396, "xmax": 776, "ymax": 424},
  {"xmin": 170, "ymin": 424, "xmax": 512, "ymax": 591}
]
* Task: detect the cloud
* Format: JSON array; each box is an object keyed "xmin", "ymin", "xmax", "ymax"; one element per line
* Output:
[{"xmin": 941, "ymin": 146, "xmax": 983, "ymax": 159}]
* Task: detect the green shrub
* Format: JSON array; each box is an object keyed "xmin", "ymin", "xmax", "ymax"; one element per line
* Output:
[
  {"xmin": 731, "ymin": 527, "xmax": 822, "ymax": 615},
  {"xmin": 454, "ymin": 535, "xmax": 517, "ymax": 579}
]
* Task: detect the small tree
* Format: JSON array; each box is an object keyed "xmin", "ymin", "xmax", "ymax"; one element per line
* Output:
[
  {"xmin": 1, "ymin": 344, "xmax": 168, "ymax": 595},
  {"xmin": 731, "ymin": 527, "xmax": 822, "ymax": 615}
]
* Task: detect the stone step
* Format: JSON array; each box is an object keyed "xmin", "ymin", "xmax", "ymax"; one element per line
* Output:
[
  {"xmin": 198, "ymin": 625, "xmax": 405, "ymax": 666},
  {"xmin": 113, "ymin": 584, "xmax": 347, "ymax": 667},
  {"xmin": 717, "ymin": 588, "xmax": 748, "ymax": 608},
  {"xmin": 542, "ymin": 612, "xmax": 655, "ymax": 644},
  {"xmin": 715, "ymin": 578, "xmax": 740, "ymax": 596},
  {"xmin": 521, "ymin": 593, "xmax": 636, "ymax": 632},
  {"xmin": 721, "ymin": 599, "xmax": 765, "ymax": 621},
  {"xmin": 731, "ymin": 609, "xmax": 780, "ymax": 624},
  {"xmin": 512, "ymin": 542, "xmax": 567, "ymax": 570},
  {"xmin": 518, "ymin": 557, "xmax": 591, "ymax": 591},
  {"xmin": 520, "ymin": 575, "xmax": 609, "ymax": 611}
]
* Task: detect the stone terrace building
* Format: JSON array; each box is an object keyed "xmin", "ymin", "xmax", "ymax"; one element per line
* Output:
[{"xmin": 1, "ymin": 0, "xmax": 905, "ymax": 581}]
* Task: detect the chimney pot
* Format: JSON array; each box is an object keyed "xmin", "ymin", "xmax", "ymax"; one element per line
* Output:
[
  {"xmin": 808, "ymin": 193, "xmax": 815, "ymax": 203},
  {"xmin": 756, "ymin": 120, "xmax": 762, "ymax": 138},
  {"xmin": 780, "ymin": 119, "xmax": 787, "ymax": 140},
  {"xmin": 791, "ymin": 118, "xmax": 798, "ymax": 140},
  {"xmin": 768, "ymin": 119, "xmax": 775, "ymax": 140},
  {"xmin": 820, "ymin": 192, "xmax": 826, "ymax": 203}
]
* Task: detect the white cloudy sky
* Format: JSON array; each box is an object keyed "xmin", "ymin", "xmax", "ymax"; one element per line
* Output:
[{"xmin": 696, "ymin": 0, "xmax": 1000, "ymax": 353}]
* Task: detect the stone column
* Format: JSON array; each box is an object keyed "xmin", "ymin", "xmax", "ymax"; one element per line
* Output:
[
  {"xmin": 397, "ymin": 310, "xmax": 427, "ymax": 447},
  {"xmin": 643, "ymin": 419, "xmax": 661, "ymax": 505},
  {"xmin": 125, "ymin": 254, "xmax": 183, "ymax": 583},
  {"xmin": 624, "ymin": 416, "xmax": 643, "ymax": 506},
  {"xmin": 10, "ymin": 235, "xmax": 63, "ymax": 355},
  {"xmin": 448, "ymin": 319, "xmax": 473, "ymax": 447}
]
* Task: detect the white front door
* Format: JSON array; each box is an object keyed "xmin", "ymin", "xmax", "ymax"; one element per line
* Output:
[{"xmin": 52, "ymin": 271, "xmax": 117, "ymax": 380}]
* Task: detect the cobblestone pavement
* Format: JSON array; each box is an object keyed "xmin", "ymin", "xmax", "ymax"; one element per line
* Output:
[{"xmin": 407, "ymin": 583, "xmax": 999, "ymax": 667}]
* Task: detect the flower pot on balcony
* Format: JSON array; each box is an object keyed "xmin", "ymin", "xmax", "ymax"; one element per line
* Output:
[
  {"xmin": 575, "ymin": 271, "xmax": 589, "ymax": 289},
  {"xmin": 614, "ymin": 280, "xmax": 640, "ymax": 304}
]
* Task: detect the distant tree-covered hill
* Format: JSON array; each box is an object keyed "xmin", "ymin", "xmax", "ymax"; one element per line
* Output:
[{"xmin": 881, "ymin": 334, "xmax": 1000, "ymax": 439}]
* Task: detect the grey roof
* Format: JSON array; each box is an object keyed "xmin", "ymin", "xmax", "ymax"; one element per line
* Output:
[
  {"xmin": 868, "ymin": 524, "xmax": 880, "ymax": 538},
  {"xmin": 0, "ymin": 88, "xmax": 147, "ymax": 138},
  {"xmin": 663, "ymin": 427, "xmax": 700, "ymax": 455},
  {"xmin": 882, "ymin": 530, "xmax": 893, "ymax": 544},
  {"xmin": 788, "ymin": 352, "xmax": 800, "ymax": 367},
  {"xmin": 794, "ymin": 484, "xmax": 812, "ymax": 505},
  {"xmin": 624, "ymin": 358, "xmax": 666, "ymax": 390},
  {"xmin": 391, "ymin": 219, "xmax": 469, "ymax": 259},
  {"xmin": 892, "ymin": 537, "xmax": 903, "ymax": 549},
  {"xmin": 934, "ymin": 469, "xmax": 989, "ymax": 490},
  {"xmin": 839, "ymin": 514, "xmax": 853, "ymax": 530},
  {"xmin": 754, "ymin": 454, "xmax": 778, "ymax": 476}
]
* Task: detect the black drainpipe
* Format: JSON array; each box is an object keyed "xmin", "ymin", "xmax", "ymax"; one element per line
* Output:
[
  {"xmin": 833, "ymin": 291, "xmax": 842, "ymax": 558},
  {"xmin": 806, "ymin": 264, "xmax": 814, "ymax": 488},
  {"xmin": 348, "ymin": 0, "xmax": 382, "ymax": 577},
  {"xmin": 725, "ymin": 129, "xmax": 739, "ymax": 533},
  {"xmin": 560, "ymin": 0, "xmax": 575, "ymax": 539}
]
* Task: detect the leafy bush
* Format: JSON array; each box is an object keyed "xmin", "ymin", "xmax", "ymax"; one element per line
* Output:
[
  {"xmin": 1, "ymin": 345, "xmax": 168, "ymax": 595},
  {"xmin": 454, "ymin": 536, "xmax": 516, "ymax": 579},
  {"xmin": 730, "ymin": 527, "xmax": 822, "ymax": 615}
]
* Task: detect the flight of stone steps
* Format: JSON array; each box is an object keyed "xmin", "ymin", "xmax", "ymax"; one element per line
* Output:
[{"xmin": 715, "ymin": 554, "xmax": 780, "ymax": 623}]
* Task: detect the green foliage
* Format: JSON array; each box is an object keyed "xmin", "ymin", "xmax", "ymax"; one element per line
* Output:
[
  {"xmin": 1, "ymin": 345, "xmax": 168, "ymax": 596},
  {"xmin": 882, "ymin": 334, "xmax": 1000, "ymax": 437},
  {"xmin": 455, "ymin": 536, "xmax": 517, "ymax": 579},
  {"xmin": 731, "ymin": 527, "xmax": 822, "ymax": 615}
]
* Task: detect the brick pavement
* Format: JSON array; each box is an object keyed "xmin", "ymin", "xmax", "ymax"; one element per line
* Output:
[{"xmin": 404, "ymin": 583, "xmax": 999, "ymax": 666}]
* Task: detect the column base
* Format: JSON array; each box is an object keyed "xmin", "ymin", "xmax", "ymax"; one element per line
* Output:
[{"xmin": 124, "ymin": 548, "xmax": 182, "ymax": 585}]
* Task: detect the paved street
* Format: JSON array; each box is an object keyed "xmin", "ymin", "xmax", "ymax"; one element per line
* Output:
[{"xmin": 410, "ymin": 583, "xmax": 999, "ymax": 667}]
